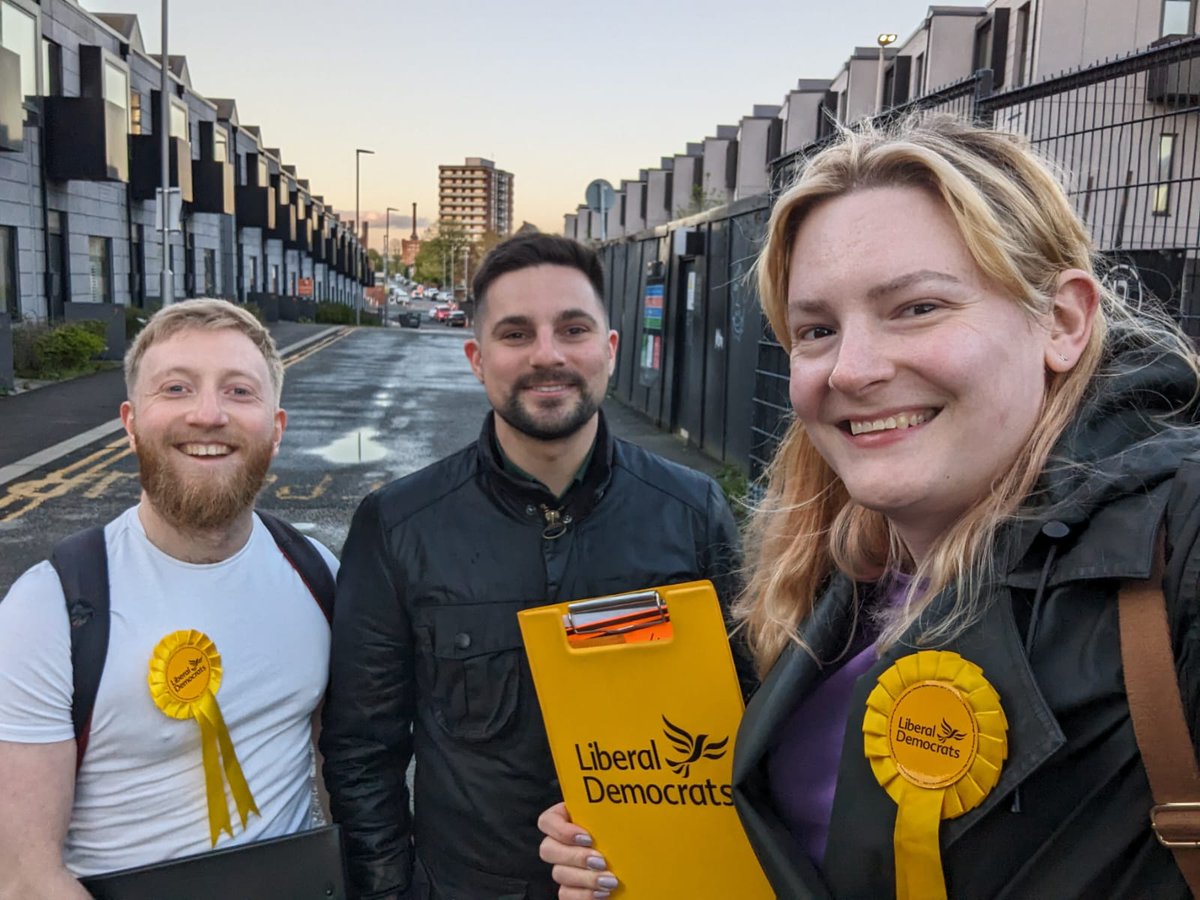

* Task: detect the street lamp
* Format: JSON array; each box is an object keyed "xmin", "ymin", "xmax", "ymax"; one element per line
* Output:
[
  {"xmin": 385, "ymin": 205, "xmax": 400, "ymax": 326},
  {"xmin": 354, "ymin": 147, "xmax": 374, "ymax": 325},
  {"xmin": 876, "ymin": 33, "xmax": 898, "ymax": 115},
  {"xmin": 159, "ymin": 0, "xmax": 173, "ymax": 305}
]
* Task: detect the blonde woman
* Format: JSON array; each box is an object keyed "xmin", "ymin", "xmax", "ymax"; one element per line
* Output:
[{"xmin": 538, "ymin": 116, "xmax": 1200, "ymax": 898}]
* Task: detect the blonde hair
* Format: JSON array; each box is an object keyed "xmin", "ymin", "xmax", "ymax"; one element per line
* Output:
[
  {"xmin": 735, "ymin": 114, "xmax": 1198, "ymax": 676},
  {"xmin": 124, "ymin": 298, "xmax": 284, "ymax": 406}
]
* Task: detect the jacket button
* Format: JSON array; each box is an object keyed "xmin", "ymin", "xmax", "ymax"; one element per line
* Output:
[
  {"xmin": 1041, "ymin": 520, "xmax": 1070, "ymax": 540},
  {"xmin": 454, "ymin": 632, "xmax": 472, "ymax": 650}
]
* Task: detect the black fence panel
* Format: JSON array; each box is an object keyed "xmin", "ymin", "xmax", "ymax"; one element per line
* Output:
[
  {"xmin": 673, "ymin": 252, "xmax": 705, "ymax": 441},
  {"xmin": 702, "ymin": 218, "xmax": 731, "ymax": 458},
  {"xmin": 725, "ymin": 209, "xmax": 767, "ymax": 472},
  {"xmin": 616, "ymin": 241, "xmax": 640, "ymax": 406}
]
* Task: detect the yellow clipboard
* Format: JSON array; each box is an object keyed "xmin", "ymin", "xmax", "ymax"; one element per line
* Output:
[{"xmin": 518, "ymin": 580, "xmax": 773, "ymax": 898}]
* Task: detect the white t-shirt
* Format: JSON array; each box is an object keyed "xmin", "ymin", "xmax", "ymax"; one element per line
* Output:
[{"xmin": 0, "ymin": 506, "xmax": 338, "ymax": 877}]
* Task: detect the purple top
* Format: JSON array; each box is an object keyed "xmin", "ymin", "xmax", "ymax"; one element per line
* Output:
[{"xmin": 765, "ymin": 574, "xmax": 910, "ymax": 865}]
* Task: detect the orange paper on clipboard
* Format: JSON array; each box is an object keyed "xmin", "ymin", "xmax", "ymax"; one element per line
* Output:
[{"xmin": 518, "ymin": 580, "xmax": 772, "ymax": 899}]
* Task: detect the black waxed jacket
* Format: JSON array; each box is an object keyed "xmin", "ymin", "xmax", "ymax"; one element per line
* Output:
[
  {"xmin": 733, "ymin": 345, "xmax": 1200, "ymax": 899},
  {"xmin": 322, "ymin": 411, "xmax": 743, "ymax": 900}
]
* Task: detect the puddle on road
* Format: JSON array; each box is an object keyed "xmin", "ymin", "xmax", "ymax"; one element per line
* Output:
[{"xmin": 309, "ymin": 428, "xmax": 390, "ymax": 464}]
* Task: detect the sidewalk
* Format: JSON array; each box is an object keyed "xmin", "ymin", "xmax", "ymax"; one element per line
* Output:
[
  {"xmin": 0, "ymin": 321, "xmax": 725, "ymax": 485},
  {"xmin": 601, "ymin": 398, "xmax": 725, "ymax": 480},
  {"xmin": 0, "ymin": 322, "xmax": 338, "ymax": 485}
]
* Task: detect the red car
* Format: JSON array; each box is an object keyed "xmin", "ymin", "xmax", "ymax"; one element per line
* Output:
[{"xmin": 430, "ymin": 304, "xmax": 452, "ymax": 322}]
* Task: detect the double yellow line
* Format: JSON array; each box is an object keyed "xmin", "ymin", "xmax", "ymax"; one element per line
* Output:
[{"xmin": 0, "ymin": 327, "xmax": 352, "ymax": 524}]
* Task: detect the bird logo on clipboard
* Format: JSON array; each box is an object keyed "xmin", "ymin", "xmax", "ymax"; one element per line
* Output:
[{"xmin": 662, "ymin": 715, "xmax": 729, "ymax": 778}]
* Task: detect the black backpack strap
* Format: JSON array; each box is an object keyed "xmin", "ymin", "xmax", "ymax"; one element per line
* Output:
[
  {"xmin": 48, "ymin": 526, "xmax": 110, "ymax": 771},
  {"xmin": 257, "ymin": 511, "xmax": 335, "ymax": 624}
]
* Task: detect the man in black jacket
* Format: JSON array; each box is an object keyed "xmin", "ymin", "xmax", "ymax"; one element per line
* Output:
[{"xmin": 321, "ymin": 234, "xmax": 742, "ymax": 900}]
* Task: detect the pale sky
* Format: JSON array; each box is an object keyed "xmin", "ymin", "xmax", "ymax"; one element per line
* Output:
[{"xmin": 81, "ymin": 0, "xmax": 974, "ymax": 245}]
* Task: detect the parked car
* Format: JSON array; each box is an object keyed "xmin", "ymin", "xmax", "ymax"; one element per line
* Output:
[
  {"xmin": 430, "ymin": 304, "xmax": 452, "ymax": 322},
  {"xmin": 445, "ymin": 310, "xmax": 467, "ymax": 328},
  {"xmin": 397, "ymin": 310, "xmax": 422, "ymax": 328}
]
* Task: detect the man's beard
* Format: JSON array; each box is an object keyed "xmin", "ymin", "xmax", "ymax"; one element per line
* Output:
[
  {"xmin": 496, "ymin": 371, "xmax": 600, "ymax": 442},
  {"xmin": 134, "ymin": 427, "xmax": 274, "ymax": 532}
]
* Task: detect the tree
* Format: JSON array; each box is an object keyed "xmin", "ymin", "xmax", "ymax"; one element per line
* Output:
[
  {"xmin": 413, "ymin": 221, "xmax": 471, "ymax": 287},
  {"xmin": 368, "ymin": 248, "xmax": 382, "ymax": 272}
]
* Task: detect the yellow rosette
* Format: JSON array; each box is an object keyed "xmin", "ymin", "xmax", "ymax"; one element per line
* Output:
[
  {"xmin": 863, "ymin": 650, "xmax": 1008, "ymax": 900},
  {"xmin": 147, "ymin": 630, "xmax": 259, "ymax": 846}
]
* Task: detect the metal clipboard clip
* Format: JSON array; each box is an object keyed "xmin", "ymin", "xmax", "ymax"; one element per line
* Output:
[{"xmin": 563, "ymin": 590, "xmax": 673, "ymax": 644}]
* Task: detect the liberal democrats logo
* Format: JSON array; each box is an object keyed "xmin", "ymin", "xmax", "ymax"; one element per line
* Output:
[{"xmin": 662, "ymin": 715, "xmax": 729, "ymax": 778}]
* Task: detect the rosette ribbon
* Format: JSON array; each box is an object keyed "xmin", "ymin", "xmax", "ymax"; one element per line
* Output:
[
  {"xmin": 148, "ymin": 629, "xmax": 259, "ymax": 846},
  {"xmin": 863, "ymin": 650, "xmax": 1008, "ymax": 900}
]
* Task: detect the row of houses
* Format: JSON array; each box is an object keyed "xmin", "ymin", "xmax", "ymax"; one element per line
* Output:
[
  {"xmin": 565, "ymin": 0, "xmax": 1194, "ymax": 246},
  {"xmin": 0, "ymin": 0, "xmax": 372, "ymax": 325},
  {"xmin": 563, "ymin": 0, "xmax": 1200, "ymax": 477}
]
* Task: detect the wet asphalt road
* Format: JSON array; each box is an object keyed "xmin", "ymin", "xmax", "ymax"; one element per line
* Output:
[{"xmin": 0, "ymin": 326, "xmax": 490, "ymax": 593}]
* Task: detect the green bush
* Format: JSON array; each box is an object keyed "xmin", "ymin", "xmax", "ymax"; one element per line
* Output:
[
  {"xmin": 32, "ymin": 323, "xmax": 107, "ymax": 374},
  {"xmin": 12, "ymin": 321, "xmax": 49, "ymax": 374},
  {"xmin": 74, "ymin": 319, "xmax": 108, "ymax": 341},
  {"xmin": 315, "ymin": 302, "xmax": 356, "ymax": 325},
  {"xmin": 715, "ymin": 463, "xmax": 751, "ymax": 522}
]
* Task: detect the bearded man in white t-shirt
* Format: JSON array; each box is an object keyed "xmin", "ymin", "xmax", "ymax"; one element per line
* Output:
[{"xmin": 0, "ymin": 299, "xmax": 337, "ymax": 895}]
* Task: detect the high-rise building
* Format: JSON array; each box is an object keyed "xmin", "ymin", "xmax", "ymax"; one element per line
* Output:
[{"xmin": 438, "ymin": 157, "xmax": 514, "ymax": 239}]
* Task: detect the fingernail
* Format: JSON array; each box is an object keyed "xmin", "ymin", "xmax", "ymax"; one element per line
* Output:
[
  {"xmin": 593, "ymin": 893, "xmax": 611, "ymax": 899},
  {"xmin": 598, "ymin": 875, "xmax": 619, "ymax": 890},
  {"xmin": 573, "ymin": 833, "xmax": 594, "ymax": 847},
  {"xmin": 586, "ymin": 855, "xmax": 607, "ymax": 870}
]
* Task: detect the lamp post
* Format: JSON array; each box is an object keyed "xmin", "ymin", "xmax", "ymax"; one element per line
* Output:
[
  {"xmin": 159, "ymin": 0, "xmax": 173, "ymax": 305},
  {"xmin": 385, "ymin": 205, "xmax": 399, "ymax": 326},
  {"xmin": 354, "ymin": 147, "xmax": 373, "ymax": 324},
  {"xmin": 875, "ymin": 33, "xmax": 898, "ymax": 116}
]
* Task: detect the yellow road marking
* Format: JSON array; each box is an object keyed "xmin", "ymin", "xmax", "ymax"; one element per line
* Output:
[
  {"xmin": 0, "ymin": 329, "xmax": 353, "ymax": 524},
  {"xmin": 276, "ymin": 473, "xmax": 333, "ymax": 501}
]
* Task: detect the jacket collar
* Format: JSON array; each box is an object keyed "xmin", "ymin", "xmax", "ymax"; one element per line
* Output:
[
  {"xmin": 476, "ymin": 410, "xmax": 615, "ymax": 523},
  {"xmin": 1004, "ymin": 483, "xmax": 1170, "ymax": 591}
]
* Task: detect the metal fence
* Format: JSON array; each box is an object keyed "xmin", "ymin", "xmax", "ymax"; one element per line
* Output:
[{"xmin": 749, "ymin": 34, "xmax": 1200, "ymax": 480}]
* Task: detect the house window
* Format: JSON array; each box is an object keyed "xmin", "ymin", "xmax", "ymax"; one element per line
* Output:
[
  {"xmin": 41, "ymin": 37, "xmax": 60, "ymax": 96},
  {"xmin": 1014, "ymin": 3, "xmax": 1032, "ymax": 87},
  {"xmin": 257, "ymin": 154, "xmax": 268, "ymax": 188},
  {"xmin": 214, "ymin": 127, "xmax": 227, "ymax": 163},
  {"xmin": 0, "ymin": 224, "xmax": 16, "ymax": 319},
  {"xmin": 248, "ymin": 255, "xmax": 258, "ymax": 292},
  {"xmin": 913, "ymin": 52, "xmax": 926, "ymax": 96},
  {"xmin": 973, "ymin": 19, "xmax": 994, "ymax": 72},
  {"xmin": 1153, "ymin": 133, "xmax": 1176, "ymax": 215},
  {"xmin": 129, "ymin": 91, "xmax": 142, "ymax": 134},
  {"xmin": 1161, "ymin": 0, "xmax": 1195, "ymax": 36},
  {"xmin": 278, "ymin": 178, "xmax": 290, "ymax": 204},
  {"xmin": 271, "ymin": 263, "xmax": 279, "ymax": 293},
  {"xmin": 203, "ymin": 248, "xmax": 216, "ymax": 296},
  {"xmin": 0, "ymin": 0, "xmax": 38, "ymax": 99},
  {"xmin": 131, "ymin": 224, "xmax": 145, "ymax": 308},
  {"xmin": 88, "ymin": 236, "xmax": 113, "ymax": 304},
  {"xmin": 103, "ymin": 59, "xmax": 129, "ymax": 128},
  {"xmin": 169, "ymin": 98, "xmax": 187, "ymax": 140},
  {"xmin": 47, "ymin": 210, "xmax": 67, "ymax": 317}
]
